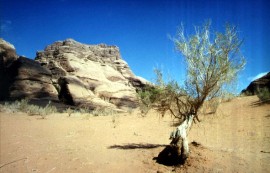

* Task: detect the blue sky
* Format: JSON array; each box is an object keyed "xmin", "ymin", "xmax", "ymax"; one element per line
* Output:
[{"xmin": 1, "ymin": 0, "xmax": 269, "ymax": 92}]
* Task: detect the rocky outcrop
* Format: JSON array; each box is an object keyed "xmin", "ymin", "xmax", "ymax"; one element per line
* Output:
[
  {"xmin": 241, "ymin": 72, "xmax": 270, "ymax": 95},
  {"xmin": 0, "ymin": 39, "xmax": 18, "ymax": 100},
  {"xmin": 8, "ymin": 57, "xmax": 58, "ymax": 100},
  {"xmin": 35, "ymin": 39, "xmax": 148, "ymax": 110},
  {"xmin": 0, "ymin": 38, "xmax": 148, "ymax": 110},
  {"xmin": 0, "ymin": 39, "xmax": 58, "ymax": 101},
  {"xmin": 0, "ymin": 39, "xmax": 18, "ymax": 69}
]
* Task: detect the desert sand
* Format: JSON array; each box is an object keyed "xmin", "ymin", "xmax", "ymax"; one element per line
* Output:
[{"xmin": 1, "ymin": 96, "xmax": 269, "ymax": 173}]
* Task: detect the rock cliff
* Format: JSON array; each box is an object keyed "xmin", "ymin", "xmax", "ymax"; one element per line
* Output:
[
  {"xmin": 0, "ymin": 39, "xmax": 18, "ymax": 100},
  {"xmin": 36, "ymin": 39, "xmax": 148, "ymax": 110},
  {"xmin": 241, "ymin": 72, "xmax": 270, "ymax": 95},
  {"xmin": 0, "ymin": 38, "xmax": 148, "ymax": 110},
  {"xmin": 0, "ymin": 38, "xmax": 58, "ymax": 101}
]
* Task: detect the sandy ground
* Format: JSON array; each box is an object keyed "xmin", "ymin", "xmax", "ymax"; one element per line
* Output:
[{"xmin": 0, "ymin": 96, "xmax": 270, "ymax": 173}]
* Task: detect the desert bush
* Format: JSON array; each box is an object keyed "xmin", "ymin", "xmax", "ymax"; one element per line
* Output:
[
  {"xmin": 200, "ymin": 98, "xmax": 221, "ymax": 115},
  {"xmin": 64, "ymin": 107, "xmax": 74, "ymax": 117},
  {"xmin": 68, "ymin": 107, "xmax": 92, "ymax": 118},
  {"xmin": 90, "ymin": 107, "xmax": 117, "ymax": 116},
  {"xmin": 18, "ymin": 99, "xmax": 30, "ymax": 112},
  {"xmin": 42, "ymin": 101, "xmax": 57, "ymax": 115},
  {"xmin": 27, "ymin": 104, "xmax": 43, "ymax": 115},
  {"xmin": 138, "ymin": 20, "xmax": 245, "ymax": 163},
  {"xmin": 2, "ymin": 99, "xmax": 30, "ymax": 113},
  {"xmin": 137, "ymin": 71, "xmax": 166, "ymax": 114},
  {"xmin": 76, "ymin": 107, "xmax": 91, "ymax": 114},
  {"xmin": 240, "ymin": 90, "xmax": 253, "ymax": 97},
  {"xmin": 257, "ymin": 87, "xmax": 270, "ymax": 102},
  {"xmin": 1, "ymin": 99, "xmax": 57, "ymax": 117},
  {"xmin": 221, "ymin": 92, "xmax": 237, "ymax": 102}
]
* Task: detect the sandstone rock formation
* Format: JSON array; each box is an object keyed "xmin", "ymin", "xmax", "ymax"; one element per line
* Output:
[
  {"xmin": 241, "ymin": 72, "xmax": 270, "ymax": 95},
  {"xmin": 8, "ymin": 57, "xmax": 58, "ymax": 100},
  {"xmin": 0, "ymin": 39, "xmax": 18, "ymax": 68},
  {"xmin": 0, "ymin": 39, "xmax": 58, "ymax": 101},
  {"xmin": 0, "ymin": 38, "xmax": 148, "ymax": 110},
  {"xmin": 36, "ymin": 39, "xmax": 146, "ymax": 109},
  {"xmin": 35, "ymin": 39, "xmax": 148, "ymax": 110},
  {"xmin": 0, "ymin": 39, "xmax": 18, "ymax": 100}
]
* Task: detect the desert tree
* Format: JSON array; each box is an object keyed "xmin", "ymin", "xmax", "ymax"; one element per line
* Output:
[{"xmin": 138, "ymin": 21, "xmax": 245, "ymax": 163}]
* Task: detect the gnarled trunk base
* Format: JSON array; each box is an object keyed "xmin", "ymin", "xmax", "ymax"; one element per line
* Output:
[{"xmin": 156, "ymin": 115, "xmax": 194, "ymax": 165}]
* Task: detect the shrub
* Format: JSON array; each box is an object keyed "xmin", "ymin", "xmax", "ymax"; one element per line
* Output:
[
  {"xmin": 221, "ymin": 92, "xmax": 236, "ymax": 102},
  {"xmin": 64, "ymin": 107, "xmax": 74, "ymax": 117},
  {"xmin": 90, "ymin": 107, "xmax": 117, "ymax": 116},
  {"xmin": 257, "ymin": 87, "xmax": 270, "ymax": 102},
  {"xmin": 1, "ymin": 99, "xmax": 57, "ymax": 117}
]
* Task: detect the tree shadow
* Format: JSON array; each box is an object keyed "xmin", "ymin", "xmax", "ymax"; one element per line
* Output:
[
  {"xmin": 108, "ymin": 143, "xmax": 167, "ymax": 150},
  {"xmin": 250, "ymin": 100, "xmax": 270, "ymax": 107},
  {"xmin": 153, "ymin": 145, "xmax": 183, "ymax": 166},
  {"xmin": 109, "ymin": 143, "xmax": 185, "ymax": 166},
  {"xmin": 109, "ymin": 142, "xmax": 202, "ymax": 167},
  {"xmin": 153, "ymin": 141, "xmax": 202, "ymax": 166}
]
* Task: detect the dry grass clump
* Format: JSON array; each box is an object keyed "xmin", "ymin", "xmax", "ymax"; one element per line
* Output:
[
  {"xmin": 1, "ymin": 99, "xmax": 57, "ymax": 118},
  {"xmin": 90, "ymin": 107, "xmax": 117, "ymax": 116},
  {"xmin": 1, "ymin": 99, "xmax": 127, "ymax": 119},
  {"xmin": 63, "ymin": 106, "xmax": 118, "ymax": 118}
]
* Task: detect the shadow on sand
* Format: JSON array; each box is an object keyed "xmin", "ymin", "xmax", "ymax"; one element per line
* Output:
[
  {"xmin": 108, "ymin": 143, "xmax": 167, "ymax": 150},
  {"xmin": 250, "ymin": 100, "xmax": 270, "ymax": 107},
  {"xmin": 109, "ymin": 143, "xmax": 185, "ymax": 166}
]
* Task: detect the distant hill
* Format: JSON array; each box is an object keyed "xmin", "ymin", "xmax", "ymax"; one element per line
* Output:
[{"xmin": 241, "ymin": 72, "xmax": 270, "ymax": 95}]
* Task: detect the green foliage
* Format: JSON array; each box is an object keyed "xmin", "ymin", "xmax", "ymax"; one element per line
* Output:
[
  {"xmin": 257, "ymin": 87, "xmax": 270, "ymax": 102},
  {"xmin": 138, "ymin": 85, "xmax": 162, "ymax": 112},
  {"xmin": 138, "ymin": 20, "xmax": 245, "ymax": 122},
  {"xmin": 174, "ymin": 21, "xmax": 245, "ymax": 100}
]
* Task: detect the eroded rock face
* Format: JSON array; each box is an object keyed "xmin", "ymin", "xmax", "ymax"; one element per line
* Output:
[
  {"xmin": 0, "ymin": 39, "xmax": 18, "ymax": 100},
  {"xmin": 0, "ymin": 39, "xmax": 18, "ymax": 69},
  {"xmin": 8, "ymin": 57, "xmax": 58, "ymax": 100},
  {"xmin": 0, "ymin": 39, "xmax": 58, "ymax": 101},
  {"xmin": 242, "ymin": 72, "xmax": 270, "ymax": 95},
  {"xmin": 1, "ymin": 38, "xmax": 148, "ymax": 110},
  {"xmin": 36, "ymin": 39, "xmax": 148, "ymax": 109}
]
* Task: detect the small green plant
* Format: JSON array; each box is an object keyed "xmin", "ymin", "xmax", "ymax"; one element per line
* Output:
[
  {"xmin": 257, "ymin": 87, "xmax": 270, "ymax": 102},
  {"xmin": 18, "ymin": 99, "xmax": 30, "ymax": 112},
  {"xmin": 65, "ymin": 107, "xmax": 73, "ymax": 117},
  {"xmin": 27, "ymin": 104, "xmax": 43, "ymax": 115},
  {"xmin": 137, "ymin": 83, "xmax": 163, "ymax": 115}
]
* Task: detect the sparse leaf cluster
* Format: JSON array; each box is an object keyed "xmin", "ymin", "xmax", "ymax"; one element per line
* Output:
[{"xmin": 139, "ymin": 21, "xmax": 245, "ymax": 123}]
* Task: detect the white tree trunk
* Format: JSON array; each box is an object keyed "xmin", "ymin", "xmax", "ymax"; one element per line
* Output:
[{"xmin": 170, "ymin": 115, "xmax": 194, "ymax": 160}]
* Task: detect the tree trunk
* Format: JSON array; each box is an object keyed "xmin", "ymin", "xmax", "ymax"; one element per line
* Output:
[{"xmin": 170, "ymin": 115, "xmax": 194, "ymax": 162}]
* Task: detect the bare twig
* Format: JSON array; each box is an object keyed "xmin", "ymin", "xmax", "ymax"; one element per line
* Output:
[{"xmin": 0, "ymin": 157, "xmax": 28, "ymax": 169}]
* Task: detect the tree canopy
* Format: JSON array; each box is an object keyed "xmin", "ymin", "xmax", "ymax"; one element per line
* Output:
[{"xmin": 139, "ymin": 21, "xmax": 246, "ymax": 123}]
